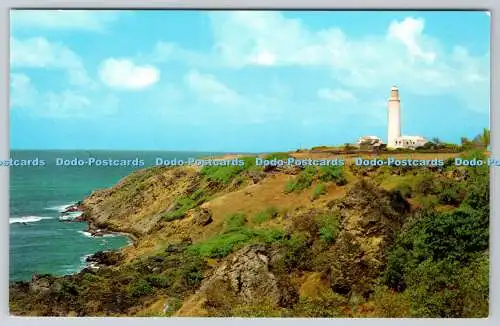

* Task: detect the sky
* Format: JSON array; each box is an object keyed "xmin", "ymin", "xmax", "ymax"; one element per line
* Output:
[{"xmin": 9, "ymin": 10, "xmax": 491, "ymax": 152}]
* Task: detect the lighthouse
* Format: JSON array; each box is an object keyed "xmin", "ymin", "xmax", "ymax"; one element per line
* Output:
[{"xmin": 387, "ymin": 85, "xmax": 401, "ymax": 148}]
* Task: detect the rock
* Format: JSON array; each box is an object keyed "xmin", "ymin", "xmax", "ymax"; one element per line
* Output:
[
  {"xmin": 177, "ymin": 244, "xmax": 282, "ymax": 316},
  {"xmin": 165, "ymin": 240, "xmax": 191, "ymax": 253},
  {"xmin": 85, "ymin": 251, "xmax": 124, "ymax": 266},
  {"xmin": 61, "ymin": 204, "xmax": 81, "ymax": 214},
  {"xmin": 277, "ymin": 165, "xmax": 302, "ymax": 175},
  {"xmin": 192, "ymin": 208, "xmax": 213, "ymax": 226},
  {"xmin": 29, "ymin": 274, "xmax": 51, "ymax": 293}
]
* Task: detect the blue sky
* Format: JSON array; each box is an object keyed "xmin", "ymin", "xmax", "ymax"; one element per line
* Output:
[{"xmin": 9, "ymin": 10, "xmax": 490, "ymax": 152}]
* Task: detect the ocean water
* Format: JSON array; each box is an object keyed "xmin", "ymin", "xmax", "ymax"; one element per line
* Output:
[{"xmin": 9, "ymin": 150, "xmax": 221, "ymax": 281}]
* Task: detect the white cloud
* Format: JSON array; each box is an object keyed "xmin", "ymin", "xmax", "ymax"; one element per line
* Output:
[
  {"xmin": 10, "ymin": 73, "xmax": 39, "ymax": 107},
  {"xmin": 10, "ymin": 10, "xmax": 120, "ymax": 32},
  {"xmin": 203, "ymin": 12, "xmax": 489, "ymax": 113},
  {"xmin": 44, "ymin": 91, "xmax": 91, "ymax": 117},
  {"xmin": 317, "ymin": 88, "xmax": 357, "ymax": 102},
  {"xmin": 252, "ymin": 50, "xmax": 276, "ymax": 66},
  {"xmin": 184, "ymin": 69, "xmax": 242, "ymax": 105},
  {"xmin": 98, "ymin": 58, "xmax": 160, "ymax": 90},
  {"xmin": 10, "ymin": 72, "xmax": 119, "ymax": 118},
  {"xmin": 11, "ymin": 37, "xmax": 91, "ymax": 86},
  {"xmin": 387, "ymin": 17, "xmax": 436, "ymax": 63}
]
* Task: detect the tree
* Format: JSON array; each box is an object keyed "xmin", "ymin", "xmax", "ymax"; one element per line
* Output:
[{"xmin": 480, "ymin": 128, "xmax": 490, "ymax": 149}]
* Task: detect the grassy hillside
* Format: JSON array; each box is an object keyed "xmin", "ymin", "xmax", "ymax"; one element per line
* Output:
[{"xmin": 9, "ymin": 150, "xmax": 489, "ymax": 317}]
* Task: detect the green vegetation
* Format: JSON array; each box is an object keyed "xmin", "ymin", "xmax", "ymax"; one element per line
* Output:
[
  {"xmin": 225, "ymin": 212, "xmax": 247, "ymax": 230},
  {"xmin": 319, "ymin": 165, "xmax": 348, "ymax": 186},
  {"xmin": 315, "ymin": 212, "xmax": 341, "ymax": 244},
  {"xmin": 200, "ymin": 157, "xmax": 258, "ymax": 186},
  {"xmin": 285, "ymin": 165, "xmax": 347, "ymax": 193},
  {"xmin": 284, "ymin": 166, "xmax": 316, "ymax": 193},
  {"xmin": 311, "ymin": 183, "xmax": 327, "ymax": 200},
  {"xmin": 383, "ymin": 152, "xmax": 489, "ymax": 317},
  {"xmin": 263, "ymin": 152, "xmax": 291, "ymax": 161},
  {"xmin": 393, "ymin": 182, "xmax": 412, "ymax": 198},
  {"xmin": 163, "ymin": 189, "xmax": 210, "ymax": 221},
  {"xmin": 9, "ymin": 133, "xmax": 490, "ymax": 318},
  {"xmin": 128, "ymin": 279, "xmax": 153, "ymax": 297},
  {"xmin": 189, "ymin": 229, "xmax": 284, "ymax": 259},
  {"xmin": 252, "ymin": 207, "xmax": 279, "ymax": 224}
]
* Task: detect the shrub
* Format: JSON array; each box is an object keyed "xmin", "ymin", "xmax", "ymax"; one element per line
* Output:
[
  {"xmin": 394, "ymin": 182, "xmax": 412, "ymax": 198},
  {"xmin": 285, "ymin": 166, "xmax": 316, "ymax": 193},
  {"xmin": 319, "ymin": 166, "xmax": 347, "ymax": 186},
  {"xmin": 415, "ymin": 174, "xmax": 437, "ymax": 195},
  {"xmin": 128, "ymin": 279, "xmax": 153, "ymax": 298},
  {"xmin": 438, "ymin": 182, "xmax": 466, "ymax": 206},
  {"xmin": 315, "ymin": 212, "xmax": 341, "ymax": 244},
  {"xmin": 311, "ymin": 183, "xmax": 327, "ymax": 201},
  {"xmin": 145, "ymin": 274, "xmax": 172, "ymax": 288},
  {"xmin": 263, "ymin": 152, "xmax": 291, "ymax": 161},
  {"xmin": 163, "ymin": 189, "xmax": 211, "ymax": 221},
  {"xmin": 225, "ymin": 212, "xmax": 247, "ymax": 230},
  {"xmin": 253, "ymin": 207, "xmax": 279, "ymax": 224},
  {"xmin": 367, "ymin": 286, "xmax": 411, "ymax": 317},
  {"xmin": 291, "ymin": 291, "xmax": 347, "ymax": 317},
  {"xmin": 189, "ymin": 227, "xmax": 284, "ymax": 259}
]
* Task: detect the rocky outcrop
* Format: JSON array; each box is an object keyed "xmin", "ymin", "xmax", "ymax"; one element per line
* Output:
[
  {"xmin": 85, "ymin": 251, "xmax": 124, "ymax": 266},
  {"xmin": 326, "ymin": 180, "xmax": 410, "ymax": 298},
  {"xmin": 191, "ymin": 208, "xmax": 213, "ymax": 226},
  {"xmin": 175, "ymin": 244, "xmax": 283, "ymax": 316}
]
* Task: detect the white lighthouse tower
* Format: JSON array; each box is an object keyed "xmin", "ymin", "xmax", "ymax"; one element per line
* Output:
[{"xmin": 387, "ymin": 85, "xmax": 401, "ymax": 148}]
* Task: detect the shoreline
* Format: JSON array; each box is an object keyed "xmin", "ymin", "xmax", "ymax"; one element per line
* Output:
[{"xmin": 9, "ymin": 202, "xmax": 138, "ymax": 284}]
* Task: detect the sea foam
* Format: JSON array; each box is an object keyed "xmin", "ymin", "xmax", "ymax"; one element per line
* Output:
[
  {"xmin": 9, "ymin": 216, "xmax": 54, "ymax": 224},
  {"xmin": 46, "ymin": 203, "xmax": 75, "ymax": 212},
  {"xmin": 77, "ymin": 230, "xmax": 93, "ymax": 238}
]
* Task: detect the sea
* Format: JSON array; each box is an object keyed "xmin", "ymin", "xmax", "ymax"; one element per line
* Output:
[{"xmin": 9, "ymin": 150, "xmax": 224, "ymax": 282}]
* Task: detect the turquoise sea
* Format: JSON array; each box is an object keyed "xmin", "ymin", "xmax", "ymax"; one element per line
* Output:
[{"xmin": 9, "ymin": 150, "xmax": 222, "ymax": 281}]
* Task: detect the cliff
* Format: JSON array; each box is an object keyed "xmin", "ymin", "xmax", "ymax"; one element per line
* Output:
[{"xmin": 9, "ymin": 151, "xmax": 489, "ymax": 317}]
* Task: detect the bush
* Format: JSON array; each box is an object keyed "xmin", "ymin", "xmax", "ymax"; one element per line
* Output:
[
  {"xmin": 415, "ymin": 174, "xmax": 437, "ymax": 195},
  {"xmin": 189, "ymin": 227, "xmax": 283, "ymax": 259},
  {"xmin": 163, "ymin": 189, "xmax": 211, "ymax": 221},
  {"xmin": 394, "ymin": 182, "xmax": 412, "ymax": 198},
  {"xmin": 225, "ymin": 212, "xmax": 247, "ymax": 230},
  {"xmin": 366, "ymin": 286, "xmax": 411, "ymax": 317},
  {"xmin": 128, "ymin": 279, "xmax": 153, "ymax": 297},
  {"xmin": 311, "ymin": 183, "xmax": 327, "ymax": 201},
  {"xmin": 285, "ymin": 166, "xmax": 316, "ymax": 193},
  {"xmin": 315, "ymin": 213, "xmax": 341, "ymax": 244},
  {"xmin": 263, "ymin": 152, "xmax": 291, "ymax": 161},
  {"xmin": 319, "ymin": 166, "xmax": 347, "ymax": 186},
  {"xmin": 146, "ymin": 274, "xmax": 172, "ymax": 288},
  {"xmin": 438, "ymin": 182, "xmax": 466, "ymax": 206},
  {"xmin": 291, "ymin": 291, "xmax": 347, "ymax": 317},
  {"xmin": 253, "ymin": 207, "xmax": 279, "ymax": 224}
]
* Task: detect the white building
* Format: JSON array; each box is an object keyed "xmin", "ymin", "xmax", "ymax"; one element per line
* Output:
[
  {"xmin": 393, "ymin": 135, "xmax": 428, "ymax": 149},
  {"xmin": 387, "ymin": 86, "xmax": 402, "ymax": 148},
  {"xmin": 356, "ymin": 136, "xmax": 384, "ymax": 147},
  {"xmin": 386, "ymin": 86, "xmax": 428, "ymax": 149}
]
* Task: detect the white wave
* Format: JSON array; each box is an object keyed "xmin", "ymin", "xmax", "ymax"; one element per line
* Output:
[
  {"xmin": 102, "ymin": 233, "xmax": 119, "ymax": 238},
  {"xmin": 80, "ymin": 253, "xmax": 100, "ymax": 270},
  {"xmin": 80, "ymin": 253, "xmax": 93, "ymax": 263},
  {"xmin": 58, "ymin": 215, "xmax": 74, "ymax": 221},
  {"xmin": 9, "ymin": 216, "xmax": 54, "ymax": 224},
  {"xmin": 60, "ymin": 211, "xmax": 82, "ymax": 219},
  {"xmin": 78, "ymin": 230, "xmax": 93, "ymax": 238},
  {"xmin": 46, "ymin": 203, "xmax": 75, "ymax": 212}
]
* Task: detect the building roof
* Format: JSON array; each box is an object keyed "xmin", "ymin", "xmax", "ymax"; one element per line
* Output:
[{"xmin": 396, "ymin": 135, "xmax": 427, "ymax": 141}]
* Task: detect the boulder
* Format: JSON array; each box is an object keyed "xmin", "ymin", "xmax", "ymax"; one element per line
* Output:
[
  {"xmin": 192, "ymin": 208, "xmax": 213, "ymax": 226},
  {"xmin": 176, "ymin": 244, "xmax": 282, "ymax": 316}
]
